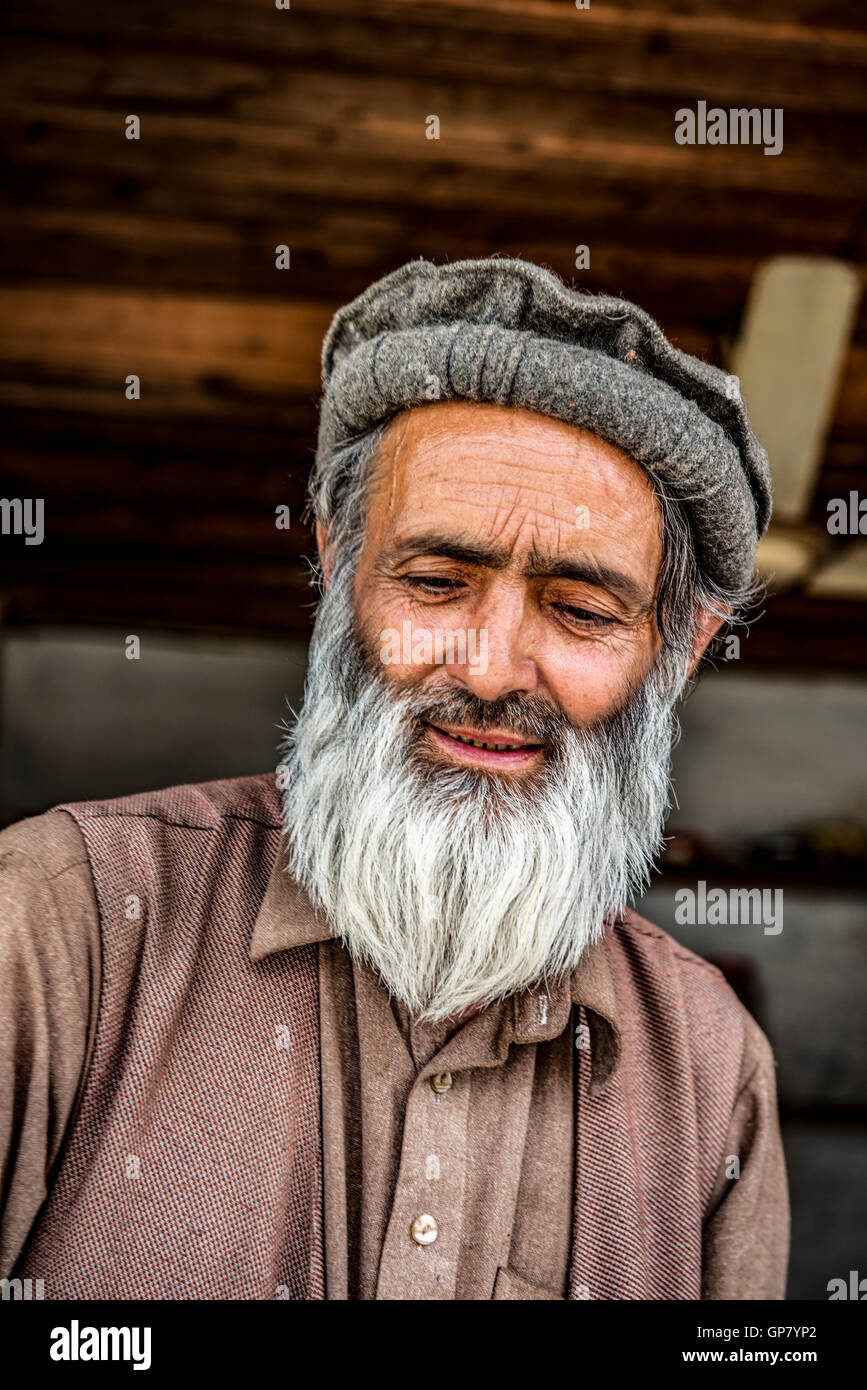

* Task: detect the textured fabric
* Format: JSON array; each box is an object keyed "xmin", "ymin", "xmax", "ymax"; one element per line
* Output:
[
  {"xmin": 572, "ymin": 926, "xmax": 743, "ymax": 1299},
  {"xmin": 317, "ymin": 936, "xmax": 576, "ymax": 1299},
  {"xmin": 0, "ymin": 813, "xmax": 101, "ymax": 1277},
  {"xmin": 317, "ymin": 257, "xmax": 772, "ymax": 590},
  {"xmin": 2, "ymin": 774, "xmax": 789, "ymax": 1299},
  {"xmin": 11, "ymin": 779, "xmax": 325, "ymax": 1300}
]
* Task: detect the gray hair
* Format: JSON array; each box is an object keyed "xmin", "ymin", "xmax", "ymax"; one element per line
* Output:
[{"xmin": 305, "ymin": 415, "xmax": 764, "ymax": 684}]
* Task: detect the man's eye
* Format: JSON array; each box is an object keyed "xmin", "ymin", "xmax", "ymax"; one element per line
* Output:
[
  {"xmin": 554, "ymin": 603, "xmax": 614, "ymax": 628},
  {"xmin": 403, "ymin": 575, "xmax": 462, "ymax": 594}
]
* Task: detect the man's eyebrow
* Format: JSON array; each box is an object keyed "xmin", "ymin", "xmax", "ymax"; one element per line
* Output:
[
  {"xmin": 524, "ymin": 553, "xmax": 651, "ymax": 607},
  {"xmin": 386, "ymin": 532, "xmax": 652, "ymax": 608},
  {"xmin": 388, "ymin": 533, "xmax": 510, "ymax": 570}
]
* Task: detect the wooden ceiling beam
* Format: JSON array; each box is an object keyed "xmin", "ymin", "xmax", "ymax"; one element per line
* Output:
[
  {"xmin": 3, "ymin": 0, "xmax": 867, "ymax": 88},
  {"xmin": 2, "ymin": 89, "xmax": 863, "ymax": 202}
]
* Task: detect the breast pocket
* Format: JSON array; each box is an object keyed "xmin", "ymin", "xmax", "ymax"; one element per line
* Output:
[{"xmin": 492, "ymin": 1266, "xmax": 565, "ymax": 1300}]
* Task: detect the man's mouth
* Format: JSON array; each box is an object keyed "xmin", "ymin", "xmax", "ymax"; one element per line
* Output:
[{"xmin": 423, "ymin": 721, "xmax": 545, "ymax": 769}]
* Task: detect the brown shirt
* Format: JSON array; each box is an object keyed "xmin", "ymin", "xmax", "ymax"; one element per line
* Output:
[{"xmin": 0, "ymin": 806, "xmax": 789, "ymax": 1298}]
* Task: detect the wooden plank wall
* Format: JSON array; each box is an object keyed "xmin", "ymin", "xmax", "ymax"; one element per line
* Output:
[{"xmin": 1, "ymin": 0, "xmax": 866, "ymax": 665}]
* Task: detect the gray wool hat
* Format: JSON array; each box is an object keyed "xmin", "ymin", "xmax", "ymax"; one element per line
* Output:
[{"xmin": 317, "ymin": 257, "xmax": 772, "ymax": 590}]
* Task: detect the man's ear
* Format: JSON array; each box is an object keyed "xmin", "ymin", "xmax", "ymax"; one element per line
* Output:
[
  {"xmin": 686, "ymin": 605, "xmax": 729, "ymax": 678},
  {"xmin": 315, "ymin": 521, "xmax": 334, "ymax": 591}
]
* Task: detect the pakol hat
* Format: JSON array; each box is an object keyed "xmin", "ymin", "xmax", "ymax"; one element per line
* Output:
[{"xmin": 317, "ymin": 257, "xmax": 772, "ymax": 589}]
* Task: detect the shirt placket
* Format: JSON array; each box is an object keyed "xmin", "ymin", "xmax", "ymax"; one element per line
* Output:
[{"xmin": 375, "ymin": 1063, "xmax": 471, "ymax": 1300}]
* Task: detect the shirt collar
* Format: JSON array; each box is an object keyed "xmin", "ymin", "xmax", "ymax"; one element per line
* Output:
[
  {"xmin": 250, "ymin": 834, "xmax": 622, "ymax": 1096},
  {"xmin": 250, "ymin": 833, "xmax": 333, "ymax": 956}
]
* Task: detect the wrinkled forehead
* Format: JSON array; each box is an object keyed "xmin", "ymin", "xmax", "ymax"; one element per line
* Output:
[{"xmin": 362, "ymin": 400, "xmax": 664, "ymax": 579}]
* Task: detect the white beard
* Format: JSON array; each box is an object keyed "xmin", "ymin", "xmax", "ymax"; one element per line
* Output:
[{"xmin": 279, "ymin": 567, "xmax": 682, "ymax": 1022}]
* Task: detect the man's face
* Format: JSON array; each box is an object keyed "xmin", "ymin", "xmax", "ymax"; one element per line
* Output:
[
  {"xmin": 345, "ymin": 401, "xmax": 665, "ymax": 771},
  {"xmin": 292, "ymin": 400, "xmax": 689, "ymax": 1019}
]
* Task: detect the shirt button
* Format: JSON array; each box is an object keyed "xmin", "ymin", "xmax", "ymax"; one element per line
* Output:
[
  {"xmin": 411, "ymin": 1214, "xmax": 438, "ymax": 1246},
  {"xmin": 430, "ymin": 1071, "xmax": 453, "ymax": 1094}
]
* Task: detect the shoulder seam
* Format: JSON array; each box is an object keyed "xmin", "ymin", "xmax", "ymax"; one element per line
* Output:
[
  {"xmin": 65, "ymin": 808, "xmax": 280, "ymax": 831},
  {"xmin": 615, "ymin": 917, "xmax": 724, "ymax": 979},
  {"xmin": 0, "ymin": 844, "xmax": 91, "ymax": 885},
  {"xmin": 670, "ymin": 950, "xmax": 724, "ymax": 979},
  {"xmin": 735, "ymin": 1011, "xmax": 778, "ymax": 1100},
  {"xmin": 46, "ymin": 858, "xmax": 90, "ymax": 882}
]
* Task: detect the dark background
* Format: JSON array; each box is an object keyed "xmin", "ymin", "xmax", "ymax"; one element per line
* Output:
[{"xmin": 1, "ymin": 0, "xmax": 865, "ymax": 1300}]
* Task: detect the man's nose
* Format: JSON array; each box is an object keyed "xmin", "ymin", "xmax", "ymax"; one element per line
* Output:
[{"xmin": 443, "ymin": 587, "xmax": 540, "ymax": 701}]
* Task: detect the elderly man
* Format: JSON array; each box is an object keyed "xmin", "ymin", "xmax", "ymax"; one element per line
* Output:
[{"xmin": 1, "ymin": 258, "xmax": 788, "ymax": 1301}]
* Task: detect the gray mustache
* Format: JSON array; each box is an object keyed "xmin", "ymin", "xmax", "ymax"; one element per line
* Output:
[{"xmin": 408, "ymin": 690, "xmax": 571, "ymax": 745}]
